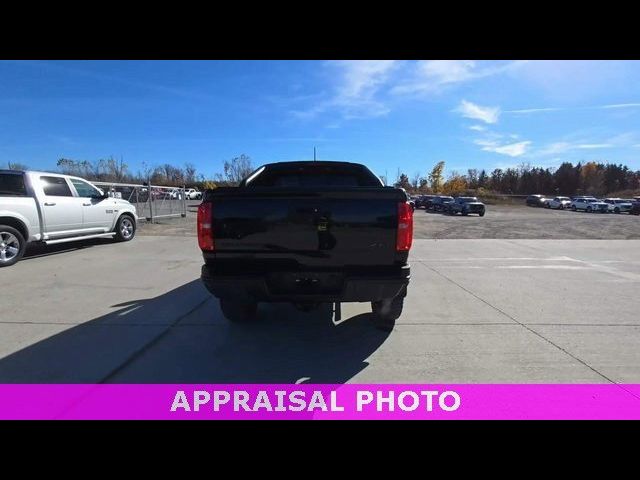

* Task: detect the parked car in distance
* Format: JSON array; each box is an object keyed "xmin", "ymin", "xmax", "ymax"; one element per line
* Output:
[
  {"xmin": 603, "ymin": 198, "xmax": 633, "ymax": 214},
  {"xmin": 630, "ymin": 200, "xmax": 640, "ymax": 216},
  {"xmin": 547, "ymin": 196, "xmax": 572, "ymax": 209},
  {"xmin": 429, "ymin": 195, "xmax": 454, "ymax": 212},
  {"xmin": 0, "ymin": 170, "xmax": 137, "ymax": 267},
  {"xmin": 570, "ymin": 197, "xmax": 608, "ymax": 213},
  {"xmin": 169, "ymin": 188, "xmax": 183, "ymax": 200},
  {"xmin": 447, "ymin": 196, "xmax": 486, "ymax": 216},
  {"xmin": 526, "ymin": 194, "xmax": 549, "ymax": 207},
  {"xmin": 185, "ymin": 188, "xmax": 202, "ymax": 200},
  {"xmin": 415, "ymin": 195, "xmax": 436, "ymax": 209}
]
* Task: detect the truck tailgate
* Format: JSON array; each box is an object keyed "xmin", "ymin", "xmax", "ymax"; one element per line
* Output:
[{"xmin": 208, "ymin": 187, "xmax": 406, "ymax": 268}]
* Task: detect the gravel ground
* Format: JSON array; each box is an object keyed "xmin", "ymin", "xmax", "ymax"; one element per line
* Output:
[
  {"xmin": 414, "ymin": 204, "xmax": 640, "ymax": 239},
  {"xmin": 137, "ymin": 202, "xmax": 640, "ymax": 240}
]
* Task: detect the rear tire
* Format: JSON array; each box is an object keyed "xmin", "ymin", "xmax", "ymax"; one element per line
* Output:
[
  {"xmin": 220, "ymin": 297, "xmax": 258, "ymax": 322},
  {"xmin": 114, "ymin": 215, "xmax": 136, "ymax": 242},
  {"xmin": 371, "ymin": 296, "xmax": 404, "ymax": 332},
  {"xmin": 0, "ymin": 225, "xmax": 26, "ymax": 268},
  {"xmin": 479, "ymin": 211, "xmax": 485, "ymax": 217},
  {"xmin": 614, "ymin": 208, "xmax": 620, "ymax": 214},
  {"xmin": 586, "ymin": 206, "xmax": 592, "ymax": 213},
  {"xmin": 572, "ymin": 205, "xmax": 577, "ymax": 211}
]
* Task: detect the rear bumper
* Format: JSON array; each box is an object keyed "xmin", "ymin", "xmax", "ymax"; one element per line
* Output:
[{"xmin": 201, "ymin": 264, "xmax": 410, "ymax": 303}]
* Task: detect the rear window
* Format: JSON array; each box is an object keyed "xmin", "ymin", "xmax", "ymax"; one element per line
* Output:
[
  {"xmin": 40, "ymin": 176, "xmax": 73, "ymax": 197},
  {"xmin": 0, "ymin": 173, "xmax": 27, "ymax": 196},
  {"xmin": 244, "ymin": 163, "xmax": 383, "ymax": 187}
]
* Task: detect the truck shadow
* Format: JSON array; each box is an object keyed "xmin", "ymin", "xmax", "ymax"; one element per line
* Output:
[
  {"xmin": 0, "ymin": 280, "xmax": 391, "ymax": 384},
  {"xmin": 23, "ymin": 238, "xmax": 111, "ymax": 260}
]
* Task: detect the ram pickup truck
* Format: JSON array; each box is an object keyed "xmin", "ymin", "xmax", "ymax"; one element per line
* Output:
[
  {"xmin": 0, "ymin": 170, "xmax": 137, "ymax": 267},
  {"xmin": 198, "ymin": 161, "xmax": 413, "ymax": 330}
]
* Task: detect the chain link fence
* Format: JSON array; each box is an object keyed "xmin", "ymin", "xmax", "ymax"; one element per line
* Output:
[{"xmin": 92, "ymin": 182, "xmax": 188, "ymax": 222}]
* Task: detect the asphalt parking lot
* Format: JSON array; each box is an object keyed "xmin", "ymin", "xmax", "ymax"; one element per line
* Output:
[{"xmin": 2, "ymin": 235, "xmax": 639, "ymax": 384}]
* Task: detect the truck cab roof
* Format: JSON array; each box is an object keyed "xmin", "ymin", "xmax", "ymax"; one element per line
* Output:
[{"xmin": 242, "ymin": 161, "xmax": 383, "ymax": 188}]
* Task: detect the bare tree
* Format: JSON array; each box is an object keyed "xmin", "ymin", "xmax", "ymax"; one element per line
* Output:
[
  {"xmin": 184, "ymin": 163, "xmax": 197, "ymax": 184},
  {"xmin": 466, "ymin": 168, "xmax": 479, "ymax": 188},
  {"xmin": 223, "ymin": 154, "xmax": 254, "ymax": 184},
  {"xmin": 411, "ymin": 172, "xmax": 421, "ymax": 190},
  {"xmin": 7, "ymin": 162, "xmax": 29, "ymax": 171}
]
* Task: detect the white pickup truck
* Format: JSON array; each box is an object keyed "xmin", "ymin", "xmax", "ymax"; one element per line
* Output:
[
  {"xmin": 0, "ymin": 170, "xmax": 138, "ymax": 267},
  {"xmin": 185, "ymin": 188, "xmax": 202, "ymax": 200}
]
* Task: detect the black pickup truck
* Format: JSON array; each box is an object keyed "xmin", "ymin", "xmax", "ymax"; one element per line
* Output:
[{"xmin": 198, "ymin": 161, "xmax": 413, "ymax": 330}]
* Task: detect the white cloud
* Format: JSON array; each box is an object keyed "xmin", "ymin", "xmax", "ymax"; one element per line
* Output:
[
  {"xmin": 291, "ymin": 60, "xmax": 399, "ymax": 120},
  {"xmin": 577, "ymin": 143, "xmax": 612, "ymax": 149},
  {"xmin": 600, "ymin": 103, "xmax": 640, "ymax": 109},
  {"xmin": 504, "ymin": 103, "xmax": 640, "ymax": 115},
  {"xmin": 479, "ymin": 140, "xmax": 531, "ymax": 157},
  {"xmin": 330, "ymin": 60, "xmax": 398, "ymax": 103},
  {"xmin": 455, "ymin": 100, "xmax": 500, "ymax": 124},
  {"xmin": 391, "ymin": 60, "xmax": 525, "ymax": 96},
  {"xmin": 474, "ymin": 139, "xmax": 497, "ymax": 148},
  {"xmin": 538, "ymin": 133, "xmax": 636, "ymax": 156},
  {"xmin": 506, "ymin": 107, "xmax": 563, "ymax": 114},
  {"xmin": 538, "ymin": 142, "xmax": 573, "ymax": 155},
  {"xmin": 607, "ymin": 132, "xmax": 639, "ymax": 145},
  {"xmin": 474, "ymin": 138, "xmax": 531, "ymax": 157},
  {"xmin": 292, "ymin": 60, "xmax": 526, "ymax": 123},
  {"xmin": 469, "ymin": 124, "xmax": 487, "ymax": 132}
]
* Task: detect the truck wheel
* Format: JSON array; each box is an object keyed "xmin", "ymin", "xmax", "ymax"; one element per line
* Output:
[
  {"xmin": 114, "ymin": 215, "xmax": 136, "ymax": 242},
  {"xmin": 220, "ymin": 297, "xmax": 258, "ymax": 322},
  {"xmin": 371, "ymin": 296, "xmax": 404, "ymax": 332},
  {"xmin": 0, "ymin": 225, "xmax": 26, "ymax": 268}
]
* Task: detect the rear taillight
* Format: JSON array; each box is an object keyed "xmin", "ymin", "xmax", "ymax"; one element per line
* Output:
[
  {"xmin": 197, "ymin": 202, "xmax": 215, "ymax": 251},
  {"xmin": 396, "ymin": 201, "xmax": 413, "ymax": 251}
]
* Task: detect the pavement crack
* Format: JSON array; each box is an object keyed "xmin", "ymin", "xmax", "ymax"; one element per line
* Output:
[{"xmin": 420, "ymin": 261, "xmax": 621, "ymax": 385}]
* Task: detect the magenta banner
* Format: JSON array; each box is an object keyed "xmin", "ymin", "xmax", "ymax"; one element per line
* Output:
[{"xmin": 1, "ymin": 384, "xmax": 640, "ymax": 420}]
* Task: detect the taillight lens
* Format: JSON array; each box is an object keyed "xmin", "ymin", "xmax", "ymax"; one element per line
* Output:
[
  {"xmin": 396, "ymin": 201, "xmax": 413, "ymax": 251},
  {"xmin": 197, "ymin": 202, "xmax": 215, "ymax": 251}
]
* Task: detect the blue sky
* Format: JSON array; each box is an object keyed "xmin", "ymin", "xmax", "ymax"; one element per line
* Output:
[{"xmin": 1, "ymin": 60, "xmax": 640, "ymax": 180}]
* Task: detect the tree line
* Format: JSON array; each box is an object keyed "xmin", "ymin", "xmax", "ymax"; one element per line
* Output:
[
  {"xmin": 394, "ymin": 161, "xmax": 640, "ymax": 197},
  {"xmin": 4, "ymin": 156, "xmax": 640, "ymax": 196},
  {"xmin": 1, "ymin": 155, "xmax": 255, "ymax": 189}
]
